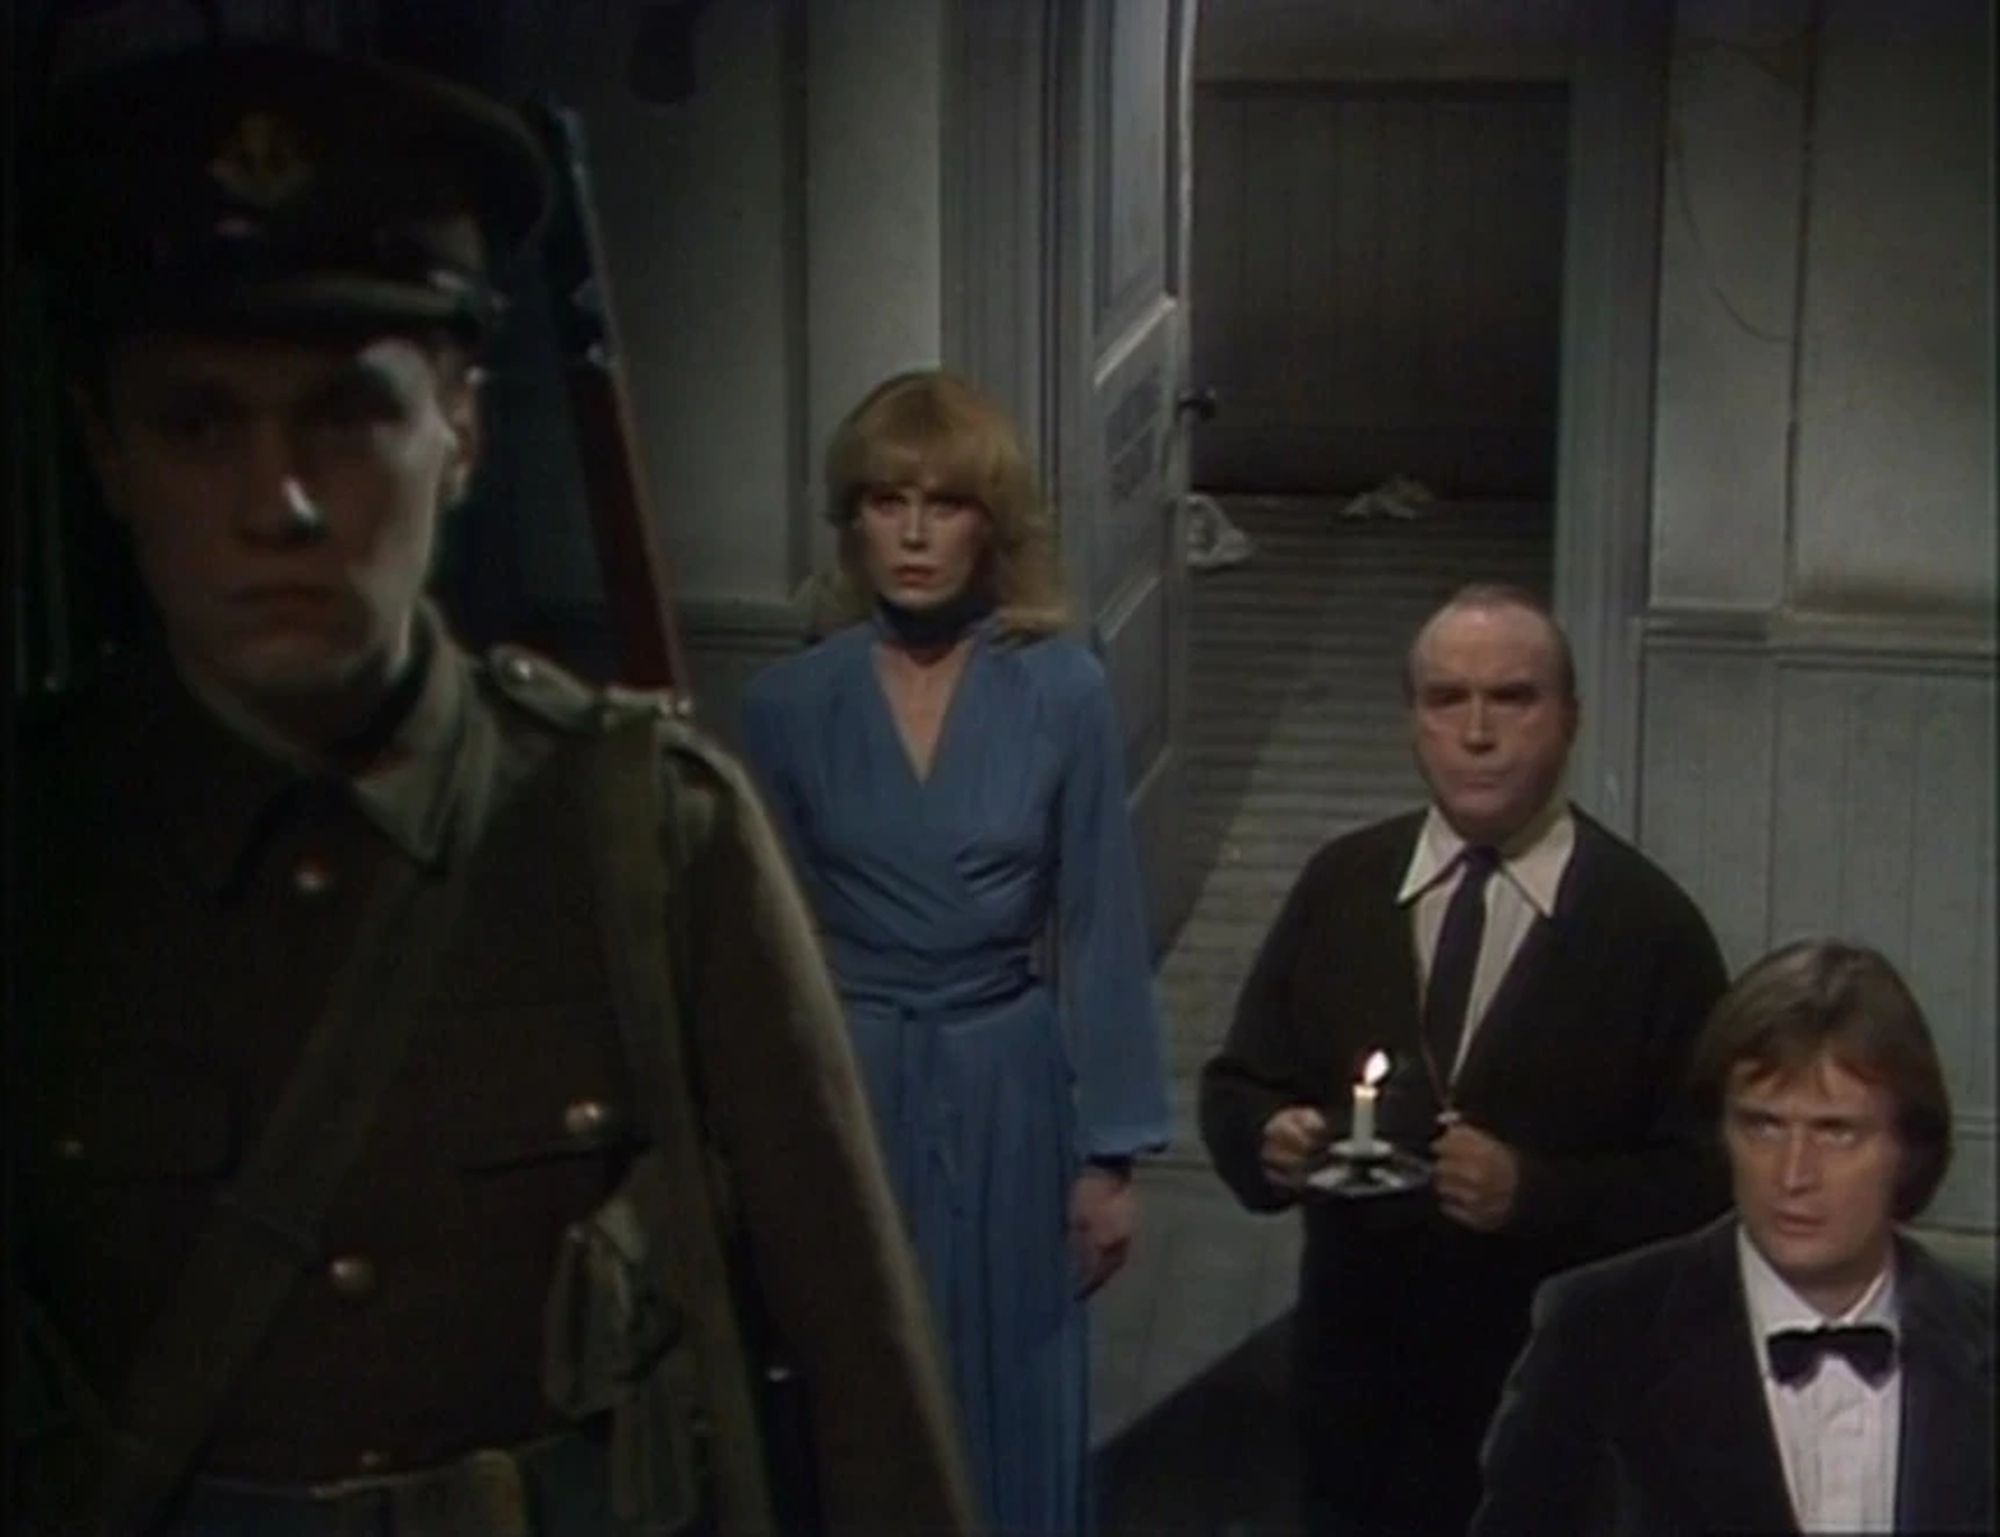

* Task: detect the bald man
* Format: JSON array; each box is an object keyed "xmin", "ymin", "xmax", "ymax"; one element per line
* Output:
[{"xmin": 1200, "ymin": 584, "xmax": 1730, "ymax": 1537}]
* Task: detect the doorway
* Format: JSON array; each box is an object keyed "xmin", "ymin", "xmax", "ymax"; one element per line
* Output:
[{"xmin": 1163, "ymin": 48, "xmax": 1574, "ymax": 1143}]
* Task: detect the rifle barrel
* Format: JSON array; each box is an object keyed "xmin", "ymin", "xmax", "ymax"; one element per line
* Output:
[{"xmin": 533, "ymin": 99, "xmax": 693, "ymax": 704}]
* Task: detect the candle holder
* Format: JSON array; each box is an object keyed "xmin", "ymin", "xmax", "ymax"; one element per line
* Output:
[{"xmin": 1305, "ymin": 1137, "xmax": 1432, "ymax": 1199}]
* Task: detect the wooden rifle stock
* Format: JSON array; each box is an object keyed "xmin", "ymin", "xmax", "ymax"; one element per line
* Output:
[{"xmin": 529, "ymin": 99, "xmax": 693, "ymax": 706}]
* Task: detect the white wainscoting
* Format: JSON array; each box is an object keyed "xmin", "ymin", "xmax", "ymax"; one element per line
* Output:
[{"xmin": 1639, "ymin": 611, "xmax": 1997, "ymax": 1229}]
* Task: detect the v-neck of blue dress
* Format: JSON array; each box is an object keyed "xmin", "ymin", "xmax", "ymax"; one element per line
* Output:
[{"xmin": 861, "ymin": 614, "xmax": 992, "ymax": 794}]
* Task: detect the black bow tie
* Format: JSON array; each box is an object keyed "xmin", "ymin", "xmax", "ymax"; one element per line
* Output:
[{"xmin": 1766, "ymin": 1324, "xmax": 1897, "ymax": 1387}]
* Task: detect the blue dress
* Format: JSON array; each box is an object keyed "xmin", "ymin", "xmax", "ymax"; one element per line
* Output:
[{"xmin": 741, "ymin": 618, "xmax": 1170, "ymax": 1534}]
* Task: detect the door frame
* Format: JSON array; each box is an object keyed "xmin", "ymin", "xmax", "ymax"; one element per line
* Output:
[
  {"xmin": 1550, "ymin": 0, "xmax": 1674, "ymax": 839},
  {"xmin": 943, "ymin": 0, "xmax": 1196, "ymax": 950},
  {"xmin": 943, "ymin": 0, "xmax": 1670, "ymax": 863}
]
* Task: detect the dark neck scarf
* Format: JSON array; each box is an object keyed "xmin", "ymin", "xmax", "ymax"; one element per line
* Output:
[{"xmin": 873, "ymin": 586, "xmax": 996, "ymax": 651}]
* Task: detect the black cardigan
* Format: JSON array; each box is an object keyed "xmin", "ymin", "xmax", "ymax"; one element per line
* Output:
[{"xmin": 1200, "ymin": 806, "xmax": 1731, "ymax": 1292}]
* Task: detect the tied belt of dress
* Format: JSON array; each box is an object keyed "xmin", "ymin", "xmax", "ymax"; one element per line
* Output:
[
  {"xmin": 858, "ymin": 958, "xmax": 1077, "ymax": 1335},
  {"xmin": 839, "ymin": 948, "xmax": 1052, "ymax": 1210}
]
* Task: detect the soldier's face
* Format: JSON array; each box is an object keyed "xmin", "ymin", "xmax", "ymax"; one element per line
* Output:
[{"xmin": 81, "ymin": 332, "xmax": 478, "ymax": 706}]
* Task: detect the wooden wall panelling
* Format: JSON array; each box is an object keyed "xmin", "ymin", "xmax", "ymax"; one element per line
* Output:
[
  {"xmin": 1287, "ymin": 96, "xmax": 1338, "ymax": 463},
  {"xmin": 1639, "ymin": 644, "xmax": 1776, "ymax": 974},
  {"xmin": 1767, "ymin": 667, "xmax": 1852, "ymax": 944},
  {"xmin": 1238, "ymin": 94, "xmax": 1295, "ymax": 480},
  {"xmin": 1646, "ymin": 631, "xmax": 1996, "ymax": 1229},
  {"xmin": 1190, "ymin": 84, "xmax": 1565, "ymax": 494}
]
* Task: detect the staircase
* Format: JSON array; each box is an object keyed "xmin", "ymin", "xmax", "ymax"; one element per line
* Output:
[{"xmin": 1160, "ymin": 494, "xmax": 1553, "ymax": 1152}]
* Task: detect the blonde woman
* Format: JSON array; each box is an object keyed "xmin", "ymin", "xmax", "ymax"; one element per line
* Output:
[{"xmin": 741, "ymin": 371, "xmax": 1169, "ymax": 1533}]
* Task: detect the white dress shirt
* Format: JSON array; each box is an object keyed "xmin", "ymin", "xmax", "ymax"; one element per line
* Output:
[
  {"xmin": 1739, "ymin": 1228, "xmax": 1902, "ymax": 1534},
  {"xmin": 1396, "ymin": 797, "xmax": 1576, "ymax": 1085}
]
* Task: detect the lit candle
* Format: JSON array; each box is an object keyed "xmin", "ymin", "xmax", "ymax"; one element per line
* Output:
[{"xmin": 1351, "ymin": 1049, "xmax": 1390, "ymax": 1149}]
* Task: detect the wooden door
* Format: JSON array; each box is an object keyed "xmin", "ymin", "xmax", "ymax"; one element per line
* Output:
[{"xmin": 1050, "ymin": 0, "xmax": 1198, "ymax": 953}]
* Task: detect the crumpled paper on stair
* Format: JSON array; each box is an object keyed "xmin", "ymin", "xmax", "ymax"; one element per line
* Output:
[
  {"xmin": 1185, "ymin": 493, "xmax": 1255, "ymax": 571},
  {"xmin": 1337, "ymin": 474, "xmax": 1436, "ymax": 520}
]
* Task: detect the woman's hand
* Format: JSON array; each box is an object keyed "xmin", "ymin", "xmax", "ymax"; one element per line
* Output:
[{"xmin": 1069, "ymin": 1163, "xmax": 1138, "ymax": 1298}]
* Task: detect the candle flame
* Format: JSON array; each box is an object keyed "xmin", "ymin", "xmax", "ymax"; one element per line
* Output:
[{"xmin": 1361, "ymin": 1049, "xmax": 1389, "ymax": 1087}]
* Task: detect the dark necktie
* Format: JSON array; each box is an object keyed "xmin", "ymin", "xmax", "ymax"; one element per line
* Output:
[
  {"xmin": 1766, "ymin": 1324, "xmax": 1898, "ymax": 1387},
  {"xmin": 1422, "ymin": 845, "xmax": 1500, "ymax": 1091}
]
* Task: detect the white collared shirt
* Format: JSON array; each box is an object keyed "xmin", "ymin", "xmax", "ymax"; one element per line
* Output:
[
  {"xmin": 1395, "ymin": 798, "xmax": 1575, "ymax": 1084},
  {"xmin": 1739, "ymin": 1227, "xmax": 1902, "ymax": 1533}
]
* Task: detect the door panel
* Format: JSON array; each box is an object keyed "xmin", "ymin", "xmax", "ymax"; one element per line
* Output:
[{"xmin": 1055, "ymin": 0, "xmax": 1196, "ymax": 951}]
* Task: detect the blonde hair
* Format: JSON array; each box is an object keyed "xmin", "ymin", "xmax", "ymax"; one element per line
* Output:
[{"xmin": 811, "ymin": 370, "xmax": 1068, "ymax": 639}]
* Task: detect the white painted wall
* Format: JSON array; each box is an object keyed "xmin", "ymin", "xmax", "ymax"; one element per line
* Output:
[
  {"xmin": 1652, "ymin": 0, "xmax": 1995, "ymax": 618},
  {"xmin": 536, "ymin": 0, "xmax": 948, "ymax": 614},
  {"xmin": 804, "ymin": 0, "xmax": 948, "ymax": 529},
  {"xmin": 1791, "ymin": 3, "xmax": 1994, "ymax": 614},
  {"xmin": 522, "ymin": 0, "xmax": 950, "ymax": 728},
  {"xmin": 1648, "ymin": 0, "xmax": 1806, "ymax": 611},
  {"xmin": 539, "ymin": 0, "xmax": 798, "ymax": 608},
  {"xmin": 1641, "ymin": 0, "xmax": 1996, "ymax": 1229}
]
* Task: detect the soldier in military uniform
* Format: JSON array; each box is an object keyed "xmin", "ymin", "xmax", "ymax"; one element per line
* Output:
[{"xmin": 14, "ymin": 43, "xmax": 976, "ymax": 1537}]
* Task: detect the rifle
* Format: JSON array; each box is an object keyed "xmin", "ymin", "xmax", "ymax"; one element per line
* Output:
[
  {"xmin": 529, "ymin": 112, "xmax": 824, "ymax": 1529},
  {"xmin": 529, "ymin": 99, "xmax": 694, "ymax": 709}
]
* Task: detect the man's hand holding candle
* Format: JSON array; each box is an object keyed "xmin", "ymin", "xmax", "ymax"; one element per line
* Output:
[
  {"xmin": 1259, "ymin": 1106, "xmax": 1332, "ymax": 1191},
  {"xmin": 1433, "ymin": 1120, "xmax": 1522, "ymax": 1231}
]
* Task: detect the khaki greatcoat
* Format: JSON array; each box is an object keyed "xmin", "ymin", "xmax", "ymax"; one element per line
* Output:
[{"xmin": 17, "ymin": 613, "xmax": 974, "ymax": 1534}]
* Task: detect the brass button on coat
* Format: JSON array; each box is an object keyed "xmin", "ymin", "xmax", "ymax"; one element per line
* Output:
[
  {"xmin": 327, "ymin": 1253, "xmax": 378, "ymax": 1301},
  {"xmin": 292, "ymin": 855, "xmax": 334, "ymax": 896},
  {"xmin": 562, "ymin": 1098, "xmax": 614, "ymax": 1140}
]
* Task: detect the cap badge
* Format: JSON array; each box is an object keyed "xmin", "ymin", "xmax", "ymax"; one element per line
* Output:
[{"xmin": 209, "ymin": 111, "xmax": 313, "ymax": 209}]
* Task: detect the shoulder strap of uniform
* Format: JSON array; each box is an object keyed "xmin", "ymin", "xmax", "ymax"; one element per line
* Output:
[
  {"xmin": 483, "ymin": 643, "xmax": 696, "ymax": 738},
  {"xmin": 584, "ymin": 708, "xmax": 780, "ymax": 1534},
  {"xmin": 87, "ymin": 758, "xmax": 488, "ymax": 1533},
  {"xmin": 481, "ymin": 644, "xmax": 603, "ymax": 732}
]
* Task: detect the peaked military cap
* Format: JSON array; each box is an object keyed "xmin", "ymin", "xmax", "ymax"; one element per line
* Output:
[{"xmin": 33, "ymin": 44, "xmax": 552, "ymax": 341}]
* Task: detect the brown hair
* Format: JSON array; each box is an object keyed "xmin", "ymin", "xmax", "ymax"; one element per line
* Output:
[
  {"xmin": 814, "ymin": 369, "xmax": 1068, "ymax": 639},
  {"xmin": 1692, "ymin": 939, "xmax": 1954, "ymax": 1221},
  {"xmin": 1404, "ymin": 582, "xmax": 1576, "ymax": 703}
]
